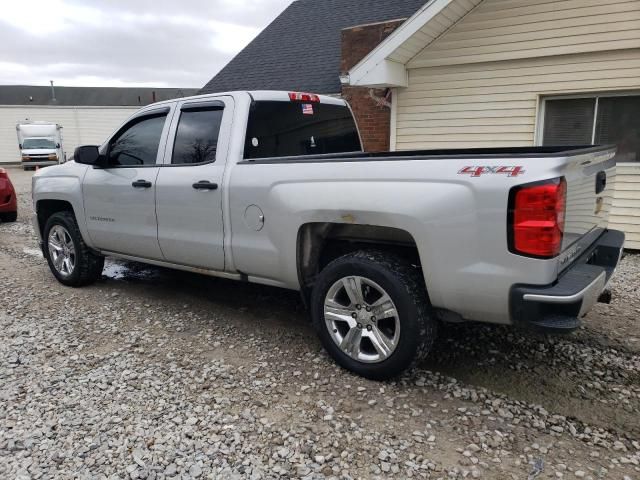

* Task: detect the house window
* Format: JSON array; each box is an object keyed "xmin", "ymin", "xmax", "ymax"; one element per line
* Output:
[{"xmin": 541, "ymin": 93, "xmax": 640, "ymax": 163}]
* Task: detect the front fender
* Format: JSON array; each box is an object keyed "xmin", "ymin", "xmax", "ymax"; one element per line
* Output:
[{"xmin": 32, "ymin": 163, "xmax": 93, "ymax": 248}]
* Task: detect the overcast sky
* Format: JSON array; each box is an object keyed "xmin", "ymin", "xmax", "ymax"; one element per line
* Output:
[{"xmin": 0, "ymin": 0, "xmax": 292, "ymax": 88}]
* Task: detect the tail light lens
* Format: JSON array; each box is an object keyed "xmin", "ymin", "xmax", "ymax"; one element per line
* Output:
[
  {"xmin": 288, "ymin": 92, "xmax": 320, "ymax": 102},
  {"xmin": 508, "ymin": 177, "xmax": 567, "ymax": 258}
]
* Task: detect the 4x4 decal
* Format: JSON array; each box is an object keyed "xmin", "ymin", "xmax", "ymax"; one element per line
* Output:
[{"xmin": 458, "ymin": 166, "xmax": 525, "ymax": 177}]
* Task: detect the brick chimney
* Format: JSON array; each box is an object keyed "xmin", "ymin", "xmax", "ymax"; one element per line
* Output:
[{"xmin": 341, "ymin": 19, "xmax": 405, "ymax": 152}]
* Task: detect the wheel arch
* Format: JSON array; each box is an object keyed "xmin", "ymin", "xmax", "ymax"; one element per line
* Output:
[
  {"xmin": 296, "ymin": 222, "xmax": 426, "ymax": 305},
  {"xmin": 36, "ymin": 199, "xmax": 76, "ymax": 239}
]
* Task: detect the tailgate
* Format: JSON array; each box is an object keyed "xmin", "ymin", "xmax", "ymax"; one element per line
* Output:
[{"xmin": 561, "ymin": 146, "xmax": 617, "ymax": 253}]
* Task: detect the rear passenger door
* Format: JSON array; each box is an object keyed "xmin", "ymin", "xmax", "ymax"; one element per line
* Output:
[{"xmin": 155, "ymin": 97, "xmax": 233, "ymax": 270}]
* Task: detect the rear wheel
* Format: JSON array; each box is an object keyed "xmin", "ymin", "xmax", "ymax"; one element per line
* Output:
[
  {"xmin": 311, "ymin": 250, "xmax": 437, "ymax": 380},
  {"xmin": 0, "ymin": 211, "xmax": 17, "ymax": 222},
  {"xmin": 43, "ymin": 211, "xmax": 104, "ymax": 286}
]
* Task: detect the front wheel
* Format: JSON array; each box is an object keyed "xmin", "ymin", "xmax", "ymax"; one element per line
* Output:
[
  {"xmin": 311, "ymin": 250, "xmax": 437, "ymax": 380},
  {"xmin": 43, "ymin": 211, "xmax": 104, "ymax": 287}
]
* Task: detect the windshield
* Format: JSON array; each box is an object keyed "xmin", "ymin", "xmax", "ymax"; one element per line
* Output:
[
  {"xmin": 244, "ymin": 101, "xmax": 362, "ymax": 159},
  {"xmin": 22, "ymin": 138, "xmax": 56, "ymax": 149}
]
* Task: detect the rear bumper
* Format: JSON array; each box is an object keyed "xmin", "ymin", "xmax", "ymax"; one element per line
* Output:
[{"xmin": 510, "ymin": 229, "xmax": 625, "ymax": 332}]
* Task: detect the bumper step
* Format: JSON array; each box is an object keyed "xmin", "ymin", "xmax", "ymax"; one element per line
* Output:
[
  {"xmin": 510, "ymin": 229, "xmax": 625, "ymax": 333},
  {"xmin": 527, "ymin": 314, "xmax": 581, "ymax": 333}
]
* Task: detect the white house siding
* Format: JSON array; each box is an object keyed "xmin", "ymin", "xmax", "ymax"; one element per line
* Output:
[
  {"xmin": 610, "ymin": 164, "xmax": 640, "ymax": 249},
  {"xmin": 396, "ymin": 49, "xmax": 640, "ymax": 149},
  {"xmin": 394, "ymin": 0, "xmax": 640, "ymax": 248},
  {"xmin": 0, "ymin": 106, "xmax": 138, "ymax": 164},
  {"xmin": 387, "ymin": 0, "xmax": 484, "ymax": 64},
  {"xmin": 408, "ymin": 0, "xmax": 640, "ymax": 68}
]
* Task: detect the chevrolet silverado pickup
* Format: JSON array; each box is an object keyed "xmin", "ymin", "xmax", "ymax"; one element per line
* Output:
[{"xmin": 31, "ymin": 90, "xmax": 625, "ymax": 379}]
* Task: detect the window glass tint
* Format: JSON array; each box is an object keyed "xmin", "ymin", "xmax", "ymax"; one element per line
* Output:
[
  {"xmin": 172, "ymin": 108, "xmax": 224, "ymax": 164},
  {"xmin": 244, "ymin": 101, "xmax": 361, "ymax": 159},
  {"xmin": 595, "ymin": 96, "xmax": 640, "ymax": 163},
  {"xmin": 108, "ymin": 114, "xmax": 166, "ymax": 166},
  {"xmin": 542, "ymin": 98, "xmax": 595, "ymax": 146}
]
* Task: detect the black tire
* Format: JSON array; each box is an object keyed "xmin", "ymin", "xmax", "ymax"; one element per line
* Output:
[
  {"xmin": 0, "ymin": 211, "xmax": 17, "ymax": 222},
  {"xmin": 43, "ymin": 211, "xmax": 104, "ymax": 287},
  {"xmin": 311, "ymin": 250, "xmax": 437, "ymax": 380}
]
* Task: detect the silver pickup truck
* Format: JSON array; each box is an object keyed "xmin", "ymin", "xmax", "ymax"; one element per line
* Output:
[{"xmin": 32, "ymin": 90, "xmax": 625, "ymax": 379}]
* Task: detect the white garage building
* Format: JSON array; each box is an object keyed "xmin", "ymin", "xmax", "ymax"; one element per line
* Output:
[{"xmin": 0, "ymin": 85, "xmax": 197, "ymax": 165}]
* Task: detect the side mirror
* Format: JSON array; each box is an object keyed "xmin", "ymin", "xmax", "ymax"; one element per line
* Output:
[
  {"xmin": 74, "ymin": 145, "xmax": 105, "ymax": 167},
  {"xmin": 19, "ymin": 144, "xmax": 22, "ymax": 149},
  {"xmin": 56, "ymin": 143, "xmax": 61, "ymax": 148}
]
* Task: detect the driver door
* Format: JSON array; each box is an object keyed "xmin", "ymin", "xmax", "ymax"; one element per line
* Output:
[{"xmin": 83, "ymin": 106, "xmax": 173, "ymax": 259}]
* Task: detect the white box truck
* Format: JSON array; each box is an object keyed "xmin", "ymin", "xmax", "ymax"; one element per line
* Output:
[{"xmin": 16, "ymin": 122, "xmax": 65, "ymax": 170}]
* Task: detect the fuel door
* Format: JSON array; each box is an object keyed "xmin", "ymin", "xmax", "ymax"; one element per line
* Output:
[{"xmin": 244, "ymin": 205, "xmax": 265, "ymax": 231}]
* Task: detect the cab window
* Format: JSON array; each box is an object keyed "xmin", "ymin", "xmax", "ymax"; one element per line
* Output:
[
  {"xmin": 108, "ymin": 113, "xmax": 167, "ymax": 166},
  {"xmin": 172, "ymin": 107, "xmax": 224, "ymax": 165},
  {"xmin": 244, "ymin": 101, "xmax": 361, "ymax": 159}
]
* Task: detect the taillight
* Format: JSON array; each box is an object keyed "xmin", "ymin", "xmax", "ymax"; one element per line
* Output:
[
  {"xmin": 288, "ymin": 92, "xmax": 320, "ymax": 102},
  {"xmin": 508, "ymin": 177, "xmax": 567, "ymax": 258}
]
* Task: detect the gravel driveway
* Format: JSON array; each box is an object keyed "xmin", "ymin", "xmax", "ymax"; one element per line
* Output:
[{"xmin": 1, "ymin": 167, "xmax": 638, "ymax": 480}]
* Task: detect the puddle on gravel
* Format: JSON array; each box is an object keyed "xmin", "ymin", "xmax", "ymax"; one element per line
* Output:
[
  {"xmin": 21, "ymin": 249, "xmax": 158, "ymax": 283},
  {"xmin": 102, "ymin": 259, "xmax": 160, "ymax": 282},
  {"xmin": 20, "ymin": 249, "xmax": 161, "ymax": 284}
]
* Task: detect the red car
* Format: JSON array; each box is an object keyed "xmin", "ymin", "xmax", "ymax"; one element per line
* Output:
[{"xmin": 0, "ymin": 168, "xmax": 18, "ymax": 223}]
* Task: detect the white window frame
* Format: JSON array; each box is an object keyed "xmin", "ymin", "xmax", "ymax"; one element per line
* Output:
[{"xmin": 536, "ymin": 90, "xmax": 640, "ymax": 165}]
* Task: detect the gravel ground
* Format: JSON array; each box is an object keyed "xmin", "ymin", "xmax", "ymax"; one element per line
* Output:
[{"xmin": 1, "ymin": 167, "xmax": 638, "ymax": 480}]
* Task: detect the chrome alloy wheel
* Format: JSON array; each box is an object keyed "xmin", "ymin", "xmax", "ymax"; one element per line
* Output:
[
  {"xmin": 324, "ymin": 276, "xmax": 400, "ymax": 363},
  {"xmin": 48, "ymin": 225, "xmax": 76, "ymax": 277}
]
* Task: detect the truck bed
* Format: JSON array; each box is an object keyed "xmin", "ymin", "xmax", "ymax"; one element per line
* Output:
[{"xmin": 240, "ymin": 145, "xmax": 613, "ymax": 164}]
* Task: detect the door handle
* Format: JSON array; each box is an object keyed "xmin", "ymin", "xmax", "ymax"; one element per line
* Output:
[
  {"xmin": 192, "ymin": 180, "xmax": 218, "ymax": 190},
  {"xmin": 132, "ymin": 179, "xmax": 152, "ymax": 188}
]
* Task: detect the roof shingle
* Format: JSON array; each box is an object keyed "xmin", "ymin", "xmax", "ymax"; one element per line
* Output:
[{"xmin": 201, "ymin": 0, "xmax": 427, "ymax": 95}]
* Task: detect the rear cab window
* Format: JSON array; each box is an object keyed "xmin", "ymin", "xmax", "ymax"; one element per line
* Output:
[
  {"xmin": 172, "ymin": 106, "xmax": 224, "ymax": 165},
  {"xmin": 243, "ymin": 99, "xmax": 361, "ymax": 159}
]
